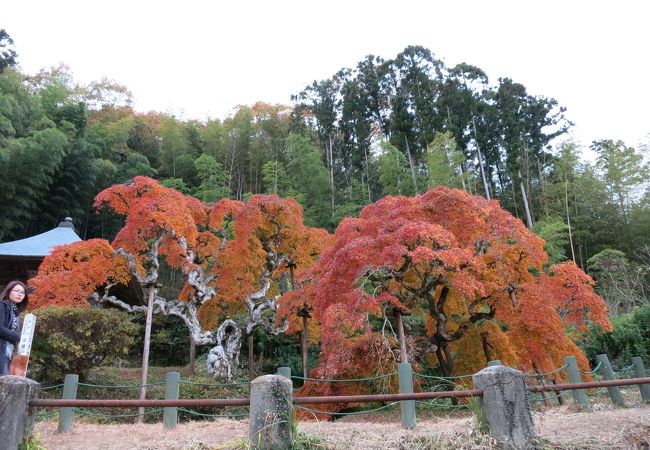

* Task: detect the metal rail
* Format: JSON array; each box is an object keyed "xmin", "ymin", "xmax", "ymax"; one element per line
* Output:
[
  {"xmin": 29, "ymin": 377, "xmax": 650, "ymax": 409},
  {"xmin": 528, "ymin": 377, "xmax": 650, "ymax": 392}
]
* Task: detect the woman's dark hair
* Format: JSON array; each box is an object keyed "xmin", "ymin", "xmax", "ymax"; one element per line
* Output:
[{"xmin": 0, "ymin": 280, "xmax": 29, "ymax": 312}]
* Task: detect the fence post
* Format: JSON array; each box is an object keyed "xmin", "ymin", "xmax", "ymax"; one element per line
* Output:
[
  {"xmin": 398, "ymin": 362, "xmax": 416, "ymax": 428},
  {"xmin": 277, "ymin": 366, "xmax": 291, "ymax": 380},
  {"xmin": 473, "ymin": 366, "xmax": 536, "ymax": 449},
  {"xmin": 163, "ymin": 371, "xmax": 180, "ymax": 429},
  {"xmin": 596, "ymin": 354, "xmax": 626, "ymax": 407},
  {"xmin": 58, "ymin": 374, "xmax": 79, "ymax": 432},
  {"xmin": 0, "ymin": 376, "xmax": 40, "ymax": 448},
  {"xmin": 487, "ymin": 360, "xmax": 502, "ymax": 367},
  {"xmin": 563, "ymin": 356, "xmax": 589, "ymax": 408},
  {"xmin": 632, "ymin": 357, "xmax": 650, "ymax": 403},
  {"xmin": 249, "ymin": 375, "xmax": 293, "ymax": 449}
]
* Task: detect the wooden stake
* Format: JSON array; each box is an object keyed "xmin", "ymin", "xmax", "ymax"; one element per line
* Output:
[{"xmin": 137, "ymin": 284, "xmax": 156, "ymax": 424}]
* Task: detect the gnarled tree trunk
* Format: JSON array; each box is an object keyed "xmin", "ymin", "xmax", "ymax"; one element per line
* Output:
[{"xmin": 207, "ymin": 319, "xmax": 242, "ymax": 381}]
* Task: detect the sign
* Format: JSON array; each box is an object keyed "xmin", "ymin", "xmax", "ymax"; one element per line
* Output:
[
  {"xmin": 8, "ymin": 313, "xmax": 36, "ymax": 377},
  {"xmin": 17, "ymin": 313, "xmax": 36, "ymax": 356}
]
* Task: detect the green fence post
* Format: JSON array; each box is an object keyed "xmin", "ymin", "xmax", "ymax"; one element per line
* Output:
[
  {"xmin": 632, "ymin": 357, "xmax": 650, "ymax": 403},
  {"xmin": 58, "ymin": 374, "xmax": 78, "ymax": 433},
  {"xmin": 563, "ymin": 356, "xmax": 589, "ymax": 408},
  {"xmin": 488, "ymin": 360, "xmax": 502, "ymax": 367},
  {"xmin": 163, "ymin": 371, "xmax": 180, "ymax": 429},
  {"xmin": 596, "ymin": 354, "xmax": 626, "ymax": 407},
  {"xmin": 277, "ymin": 366, "xmax": 291, "ymax": 380},
  {"xmin": 398, "ymin": 362, "xmax": 416, "ymax": 428}
]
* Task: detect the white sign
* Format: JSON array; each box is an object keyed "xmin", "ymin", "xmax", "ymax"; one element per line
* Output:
[{"xmin": 17, "ymin": 313, "xmax": 36, "ymax": 356}]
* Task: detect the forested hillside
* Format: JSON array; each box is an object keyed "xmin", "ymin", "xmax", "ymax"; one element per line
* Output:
[{"xmin": 1, "ymin": 34, "xmax": 648, "ymax": 271}]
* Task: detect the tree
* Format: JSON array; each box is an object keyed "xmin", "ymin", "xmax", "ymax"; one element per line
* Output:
[
  {"xmin": 29, "ymin": 177, "xmax": 331, "ymax": 380},
  {"xmin": 587, "ymin": 249, "xmax": 649, "ymax": 314},
  {"xmin": 426, "ymin": 131, "xmax": 466, "ymax": 189},
  {"xmin": 592, "ymin": 140, "xmax": 649, "ymax": 225},
  {"xmin": 114, "ymin": 153, "xmax": 157, "ymax": 183},
  {"xmin": 193, "ymin": 153, "xmax": 230, "ymax": 202},
  {"xmin": 288, "ymin": 187, "xmax": 609, "ymax": 404},
  {"xmin": 0, "ymin": 30, "xmax": 17, "ymax": 73},
  {"xmin": 198, "ymin": 194, "xmax": 333, "ymax": 377},
  {"xmin": 377, "ymin": 140, "xmax": 415, "ymax": 196},
  {"xmin": 285, "ymin": 133, "xmax": 331, "ymax": 228}
]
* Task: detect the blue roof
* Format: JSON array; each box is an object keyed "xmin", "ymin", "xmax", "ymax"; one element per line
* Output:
[{"xmin": 0, "ymin": 218, "xmax": 81, "ymax": 257}]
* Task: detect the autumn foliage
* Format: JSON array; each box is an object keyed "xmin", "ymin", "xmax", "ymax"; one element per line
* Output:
[
  {"xmin": 30, "ymin": 179, "xmax": 610, "ymax": 398},
  {"xmin": 287, "ymin": 187, "xmax": 610, "ymax": 405},
  {"xmin": 30, "ymin": 177, "xmax": 331, "ymax": 353}
]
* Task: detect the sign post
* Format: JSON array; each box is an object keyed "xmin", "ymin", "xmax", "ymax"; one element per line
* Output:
[{"xmin": 9, "ymin": 313, "xmax": 36, "ymax": 377}]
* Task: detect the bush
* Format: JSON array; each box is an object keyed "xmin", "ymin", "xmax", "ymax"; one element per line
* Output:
[
  {"xmin": 30, "ymin": 306, "xmax": 140, "ymax": 384},
  {"xmin": 579, "ymin": 304, "xmax": 650, "ymax": 367}
]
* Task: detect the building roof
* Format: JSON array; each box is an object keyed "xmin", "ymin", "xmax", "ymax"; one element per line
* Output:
[{"xmin": 0, "ymin": 218, "xmax": 81, "ymax": 257}]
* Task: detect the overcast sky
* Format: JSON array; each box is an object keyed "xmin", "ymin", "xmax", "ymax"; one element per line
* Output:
[{"xmin": 4, "ymin": 0, "xmax": 649, "ymax": 149}]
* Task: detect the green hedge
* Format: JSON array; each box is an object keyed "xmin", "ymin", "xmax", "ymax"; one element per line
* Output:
[{"xmin": 29, "ymin": 306, "xmax": 140, "ymax": 384}]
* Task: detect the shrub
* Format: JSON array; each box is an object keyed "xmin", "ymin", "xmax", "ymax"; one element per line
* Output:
[
  {"xmin": 29, "ymin": 306, "xmax": 140, "ymax": 384},
  {"xmin": 579, "ymin": 304, "xmax": 650, "ymax": 367}
]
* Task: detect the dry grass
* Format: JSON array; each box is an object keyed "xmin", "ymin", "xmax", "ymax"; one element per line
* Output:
[{"xmin": 34, "ymin": 405, "xmax": 650, "ymax": 449}]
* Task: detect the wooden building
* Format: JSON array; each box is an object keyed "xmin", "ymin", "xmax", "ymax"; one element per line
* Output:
[{"xmin": 0, "ymin": 217, "xmax": 81, "ymax": 290}]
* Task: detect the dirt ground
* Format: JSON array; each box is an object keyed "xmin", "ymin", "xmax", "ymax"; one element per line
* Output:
[{"xmin": 34, "ymin": 405, "xmax": 650, "ymax": 450}]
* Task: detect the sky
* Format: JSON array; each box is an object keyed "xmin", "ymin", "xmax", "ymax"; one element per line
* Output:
[{"xmin": 4, "ymin": 0, "xmax": 649, "ymax": 150}]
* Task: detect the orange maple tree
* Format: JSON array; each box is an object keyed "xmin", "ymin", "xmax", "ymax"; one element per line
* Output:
[
  {"xmin": 30, "ymin": 177, "xmax": 331, "ymax": 379},
  {"xmin": 288, "ymin": 187, "xmax": 611, "ymax": 404}
]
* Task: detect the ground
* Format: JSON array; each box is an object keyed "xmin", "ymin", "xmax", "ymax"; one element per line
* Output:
[{"xmin": 35, "ymin": 404, "xmax": 650, "ymax": 449}]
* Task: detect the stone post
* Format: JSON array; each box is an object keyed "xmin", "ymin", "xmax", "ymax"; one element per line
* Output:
[
  {"xmin": 163, "ymin": 371, "xmax": 180, "ymax": 429},
  {"xmin": 563, "ymin": 355, "xmax": 589, "ymax": 408},
  {"xmin": 249, "ymin": 374, "xmax": 293, "ymax": 450},
  {"xmin": 58, "ymin": 373, "xmax": 78, "ymax": 432},
  {"xmin": 473, "ymin": 366, "xmax": 536, "ymax": 449},
  {"xmin": 632, "ymin": 357, "xmax": 650, "ymax": 403},
  {"xmin": 596, "ymin": 353, "xmax": 626, "ymax": 407},
  {"xmin": 398, "ymin": 362, "xmax": 416, "ymax": 428},
  {"xmin": 277, "ymin": 367, "xmax": 291, "ymax": 380},
  {"xmin": 0, "ymin": 375, "xmax": 41, "ymax": 449}
]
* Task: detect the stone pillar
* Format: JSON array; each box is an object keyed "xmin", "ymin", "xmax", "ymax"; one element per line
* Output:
[
  {"xmin": 163, "ymin": 371, "xmax": 180, "ymax": 429},
  {"xmin": 249, "ymin": 374, "xmax": 293, "ymax": 450},
  {"xmin": 632, "ymin": 357, "xmax": 650, "ymax": 403},
  {"xmin": 0, "ymin": 375, "xmax": 41, "ymax": 449},
  {"xmin": 277, "ymin": 367, "xmax": 291, "ymax": 380},
  {"xmin": 596, "ymin": 354, "xmax": 626, "ymax": 407},
  {"xmin": 473, "ymin": 366, "xmax": 536, "ymax": 449},
  {"xmin": 398, "ymin": 362, "xmax": 416, "ymax": 428}
]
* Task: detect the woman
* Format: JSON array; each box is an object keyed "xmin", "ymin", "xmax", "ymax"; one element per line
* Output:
[{"xmin": 0, "ymin": 280, "xmax": 29, "ymax": 375}]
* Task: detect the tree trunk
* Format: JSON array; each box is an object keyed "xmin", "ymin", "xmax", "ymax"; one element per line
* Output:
[
  {"xmin": 364, "ymin": 146, "xmax": 372, "ymax": 202},
  {"xmin": 207, "ymin": 319, "xmax": 242, "ymax": 381},
  {"xmin": 404, "ymin": 136, "xmax": 419, "ymax": 194},
  {"xmin": 565, "ymin": 179, "xmax": 576, "ymax": 263},
  {"xmin": 480, "ymin": 331, "xmax": 493, "ymax": 363},
  {"xmin": 396, "ymin": 313, "xmax": 408, "ymax": 364},
  {"xmin": 518, "ymin": 169, "xmax": 533, "ymax": 228},
  {"xmin": 248, "ymin": 333, "xmax": 254, "ymax": 381},
  {"xmin": 301, "ymin": 315, "xmax": 309, "ymax": 377},
  {"xmin": 188, "ymin": 334, "xmax": 196, "ymax": 375},
  {"xmin": 471, "ymin": 116, "xmax": 490, "ymax": 200},
  {"xmin": 328, "ymin": 137, "xmax": 335, "ymax": 217}
]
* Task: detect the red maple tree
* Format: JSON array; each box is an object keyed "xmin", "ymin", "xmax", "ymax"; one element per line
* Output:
[{"xmin": 288, "ymin": 187, "xmax": 610, "ymax": 405}]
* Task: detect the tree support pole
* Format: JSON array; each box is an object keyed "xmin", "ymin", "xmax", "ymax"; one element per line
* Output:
[{"xmin": 137, "ymin": 283, "xmax": 158, "ymax": 423}]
